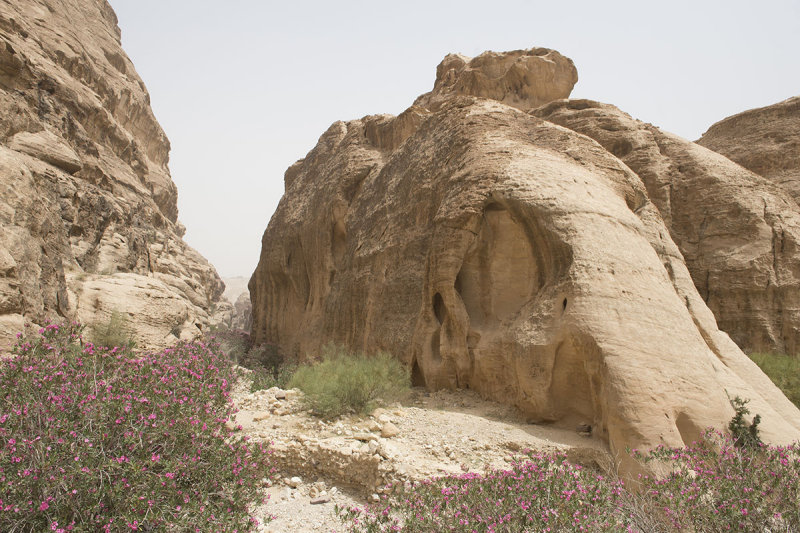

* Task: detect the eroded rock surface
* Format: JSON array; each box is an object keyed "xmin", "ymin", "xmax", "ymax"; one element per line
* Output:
[
  {"xmin": 698, "ymin": 96, "xmax": 800, "ymax": 203},
  {"xmin": 534, "ymin": 99, "xmax": 800, "ymax": 356},
  {"xmin": 414, "ymin": 48, "xmax": 577, "ymax": 112},
  {"xmin": 250, "ymin": 50, "xmax": 800, "ymax": 472},
  {"xmin": 0, "ymin": 0, "xmax": 223, "ymax": 348}
]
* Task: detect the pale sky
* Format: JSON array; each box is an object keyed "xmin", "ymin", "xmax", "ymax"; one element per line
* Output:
[{"xmin": 108, "ymin": 0, "xmax": 800, "ymax": 278}]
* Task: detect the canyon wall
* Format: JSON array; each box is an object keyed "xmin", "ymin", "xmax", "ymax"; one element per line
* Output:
[{"xmin": 0, "ymin": 0, "xmax": 224, "ymax": 349}]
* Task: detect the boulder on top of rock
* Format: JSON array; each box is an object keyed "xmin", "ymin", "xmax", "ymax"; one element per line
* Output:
[{"xmin": 414, "ymin": 48, "xmax": 577, "ymax": 112}]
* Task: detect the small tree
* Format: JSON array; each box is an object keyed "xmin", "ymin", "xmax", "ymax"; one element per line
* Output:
[{"xmin": 727, "ymin": 395, "xmax": 762, "ymax": 449}]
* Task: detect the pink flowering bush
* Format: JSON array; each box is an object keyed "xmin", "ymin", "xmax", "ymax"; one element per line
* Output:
[
  {"xmin": 337, "ymin": 452, "xmax": 628, "ymax": 532},
  {"xmin": 0, "ymin": 322, "xmax": 273, "ymax": 532},
  {"xmin": 630, "ymin": 431, "xmax": 800, "ymax": 532},
  {"xmin": 338, "ymin": 434, "xmax": 800, "ymax": 532}
]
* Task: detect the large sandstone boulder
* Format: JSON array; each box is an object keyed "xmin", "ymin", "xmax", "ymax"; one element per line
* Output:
[
  {"xmin": 533, "ymin": 99, "xmax": 800, "ymax": 356},
  {"xmin": 414, "ymin": 48, "xmax": 577, "ymax": 112},
  {"xmin": 250, "ymin": 50, "xmax": 800, "ymax": 469},
  {"xmin": 698, "ymin": 96, "xmax": 800, "ymax": 203},
  {"xmin": 0, "ymin": 0, "xmax": 223, "ymax": 349}
]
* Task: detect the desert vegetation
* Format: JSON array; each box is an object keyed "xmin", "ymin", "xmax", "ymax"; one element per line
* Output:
[
  {"xmin": 288, "ymin": 344, "xmax": 411, "ymax": 419},
  {"xmin": 748, "ymin": 352, "xmax": 800, "ymax": 408},
  {"xmin": 211, "ymin": 328, "xmax": 296, "ymax": 392},
  {"xmin": 88, "ymin": 310, "xmax": 136, "ymax": 351},
  {"xmin": 0, "ymin": 323, "xmax": 273, "ymax": 532},
  {"xmin": 2, "ymin": 324, "xmax": 800, "ymax": 532},
  {"xmin": 337, "ymin": 431, "xmax": 800, "ymax": 532}
]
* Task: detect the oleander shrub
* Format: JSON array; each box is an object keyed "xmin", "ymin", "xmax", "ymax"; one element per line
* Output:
[
  {"xmin": 336, "ymin": 451, "xmax": 629, "ymax": 532},
  {"xmin": 631, "ymin": 431, "xmax": 800, "ymax": 532},
  {"xmin": 288, "ymin": 344, "xmax": 409, "ymax": 418},
  {"xmin": 338, "ymin": 432, "xmax": 800, "ymax": 532},
  {"xmin": 0, "ymin": 322, "xmax": 273, "ymax": 532},
  {"xmin": 748, "ymin": 351, "xmax": 800, "ymax": 408}
]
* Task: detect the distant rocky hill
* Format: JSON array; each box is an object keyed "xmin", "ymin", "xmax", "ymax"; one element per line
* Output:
[
  {"xmin": 222, "ymin": 276, "xmax": 249, "ymax": 303},
  {"xmin": 250, "ymin": 48, "xmax": 800, "ymax": 472},
  {"xmin": 0, "ymin": 0, "xmax": 224, "ymax": 348},
  {"xmin": 219, "ymin": 276, "xmax": 252, "ymax": 331},
  {"xmin": 698, "ymin": 96, "xmax": 800, "ymax": 204}
]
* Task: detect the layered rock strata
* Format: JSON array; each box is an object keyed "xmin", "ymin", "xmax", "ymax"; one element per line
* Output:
[
  {"xmin": 0, "ymin": 0, "xmax": 223, "ymax": 348},
  {"xmin": 250, "ymin": 48, "xmax": 800, "ymax": 470},
  {"xmin": 534, "ymin": 99, "xmax": 800, "ymax": 355},
  {"xmin": 698, "ymin": 96, "xmax": 800, "ymax": 203}
]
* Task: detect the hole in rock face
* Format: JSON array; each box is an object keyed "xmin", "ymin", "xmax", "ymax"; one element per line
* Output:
[
  {"xmin": 331, "ymin": 218, "xmax": 347, "ymax": 265},
  {"xmin": 433, "ymin": 292, "xmax": 446, "ymax": 325},
  {"xmin": 676, "ymin": 412, "xmax": 703, "ymax": 447},
  {"xmin": 610, "ymin": 139, "xmax": 633, "ymax": 158},
  {"xmin": 411, "ymin": 358, "xmax": 425, "ymax": 387},
  {"xmin": 562, "ymin": 298, "xmax": 568, "ymax": 311}
]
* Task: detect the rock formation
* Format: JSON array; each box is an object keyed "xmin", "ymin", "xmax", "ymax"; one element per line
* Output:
[
  {"xmin": 250, "ymin": 48, "xmax": 800, "ymax": 470},
  {"xmin": 0, "ymin": 0, "xmax": 223, "ymax": 349},
  {"xmin": 211, "ymin": 276, "xmax": 252, "ymax": 332},
  {"xmin": 533, "ymin": 99, "xmax": 800, "ymax": 356},
  {"xmin": 698, "ymin": 96, "xmax": 800, "ymax": 203},
  {"xmin": 413, "ymin": 48, "xmax": 577, "ymax": 112}
]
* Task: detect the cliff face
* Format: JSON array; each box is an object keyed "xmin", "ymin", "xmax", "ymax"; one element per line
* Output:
[
  {"xmin": 698, "ymin": 96, "xmax": 800, "ymax": 205},
  {"xmin": 250, "ymin": 48, "xmax": 800, "ymax": 471},
  {"xmin": 0, "ymin": 0, "xmax": 224, "ymax": 348},
  {"xmin": 534, "ymin": 99, "xmax": 800, "ymax": 356}
]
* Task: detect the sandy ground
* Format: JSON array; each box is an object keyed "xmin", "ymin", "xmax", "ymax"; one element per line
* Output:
[{"xmin": 229, "ymin": 382, "xmax": 610, "ymax": 533}]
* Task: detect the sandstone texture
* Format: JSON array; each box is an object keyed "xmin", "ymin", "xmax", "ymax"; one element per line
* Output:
[
  {"xmin": 414, "ymin": 48, "xmax": 577, "ymax": 112},
  {"xmin": 534, "ymin": 99, "xmax": 800, "ymax": 356},
  {"xmin": 0, "ymin": 0, "xmax": 224, "ymax": 348},
  {"xmin": 698, "ymin": 96, "xmax": 800, "ymax": 203},
  {"xmin": 250, "ymin": 49, "xmax": 800, "ymax": 471}
]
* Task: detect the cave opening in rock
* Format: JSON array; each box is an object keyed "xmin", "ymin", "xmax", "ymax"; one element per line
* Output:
[{"xmin": 411, "ymin": 357, "xmax": 426, "ymax": 387}]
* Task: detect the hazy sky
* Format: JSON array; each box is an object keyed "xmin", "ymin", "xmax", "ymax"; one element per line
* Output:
[{"xmin": 108, "ymin": 0, "xmax": 800, "ymax": 278}]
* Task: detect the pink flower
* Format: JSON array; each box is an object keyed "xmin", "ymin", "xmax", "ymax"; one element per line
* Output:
[{"xmin": 40, "ymin": 501, "xmax": 50, "ymax": 511}]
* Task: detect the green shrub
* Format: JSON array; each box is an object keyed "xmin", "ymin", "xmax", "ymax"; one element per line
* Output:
[
  {"xmin": 748, "ymin": 351, "xmax": 800, "ymax": 408},
  {"xmin": 288, "ymin": 344, "xmax": 410, "ymax": 418},
  {"xmin": 727, "ymin": 395, "xmax": 762, "ymax": 449},
  {"xmin": 250, "ymin": 363, "xmax": 295, "ymax": 393},
  {"xmin": 89, "ymin": 309, "xmax": 136, "ymax": 349},
  {"xmin": 209, "ymin": 330, "xmax": 295, "ymax": 392}
]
